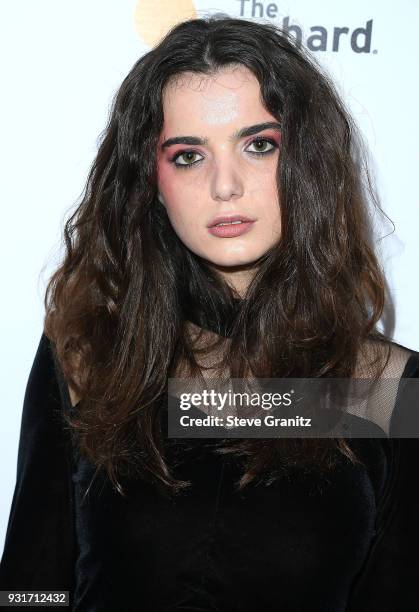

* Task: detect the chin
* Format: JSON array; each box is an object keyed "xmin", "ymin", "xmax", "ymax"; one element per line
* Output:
[{"xmin": 201, "ymin": 252, "xmax": 262, "ymax": 269}]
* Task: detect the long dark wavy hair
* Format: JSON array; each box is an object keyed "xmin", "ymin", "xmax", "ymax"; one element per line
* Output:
[{"xmin": 44, "ymin": 15, "xmax": 392, "ymax": 498}]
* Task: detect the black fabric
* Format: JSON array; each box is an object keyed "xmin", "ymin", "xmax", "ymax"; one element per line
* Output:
[
  {"xmin": 182, "ymin": 295, "xmax": 243, "ymax": 338},
  {"xmin": 1, "ymin": 331, "xmax": 419, "ymax": 611}
]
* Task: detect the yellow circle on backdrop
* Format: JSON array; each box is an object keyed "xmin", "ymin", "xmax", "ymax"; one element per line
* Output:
[{"xmin": 134, "ymin": 0, "xmax": 197, "ymax": 48}]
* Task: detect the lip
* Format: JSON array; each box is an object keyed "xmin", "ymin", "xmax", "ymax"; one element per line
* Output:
[
  {"xmin": 207, "ymin": 219, "xmax": 256, "ymax": 238},
  {"xmin": 207, "ymin": 214, "xmax": 256, "ymax": 228}
]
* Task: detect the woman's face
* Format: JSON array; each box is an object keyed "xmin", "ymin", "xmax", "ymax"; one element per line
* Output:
[{"xmin": 156, "ymin": 65, "xmax": 281, "ymax": 281}]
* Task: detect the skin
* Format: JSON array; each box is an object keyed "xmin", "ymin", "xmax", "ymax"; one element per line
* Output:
[{"xmin": 156, "ymin": 65, "xmax": 282, "ymax": 298}]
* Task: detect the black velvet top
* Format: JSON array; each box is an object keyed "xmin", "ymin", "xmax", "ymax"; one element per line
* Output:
[{"xmin": 1, "ymin": 313, "xmax": 419, "ymax": 611}]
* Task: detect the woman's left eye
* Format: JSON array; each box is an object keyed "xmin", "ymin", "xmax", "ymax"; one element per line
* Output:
[{"xmin": 245, "ymin": 138, "xmax": 277, "ymax": 155}]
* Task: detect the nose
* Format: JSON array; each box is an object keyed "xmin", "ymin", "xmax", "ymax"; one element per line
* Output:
[{"xmin": 210, "ymin": 159, "xmax": 244, "ymax": 201}]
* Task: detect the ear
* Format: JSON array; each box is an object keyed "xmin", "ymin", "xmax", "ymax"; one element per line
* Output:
[{"xmin": 158, "ymin": 192, "xmax": 166, "ymax": 207}]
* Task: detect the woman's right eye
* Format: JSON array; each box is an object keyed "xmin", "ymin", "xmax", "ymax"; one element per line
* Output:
[{"xmin": 171, "ymin": 151, "xmax": 204, "ymax": 169}]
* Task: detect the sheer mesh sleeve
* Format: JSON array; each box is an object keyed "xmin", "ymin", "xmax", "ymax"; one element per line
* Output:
[
  {"xmin": 342, "ymin": 340, "xmax": 418, "ymax": 436},
  {"xmin": 347, "ymin": 350, "xmax": 419, "ymax": 611}
]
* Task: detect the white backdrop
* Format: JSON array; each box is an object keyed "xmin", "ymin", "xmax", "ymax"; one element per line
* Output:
[{"xmin": 1, "ymin": 0, "xmax": 418, "ymax": 554}]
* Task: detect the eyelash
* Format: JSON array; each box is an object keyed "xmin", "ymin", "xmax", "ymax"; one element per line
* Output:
[{"xmin": 169, "ymin": 137, "xmax": 279, "ymax": 170}]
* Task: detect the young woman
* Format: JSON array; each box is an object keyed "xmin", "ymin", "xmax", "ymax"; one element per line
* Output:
[{"xmin": 1, "ymin": 15, "xmax": 418, "ymax": 612}]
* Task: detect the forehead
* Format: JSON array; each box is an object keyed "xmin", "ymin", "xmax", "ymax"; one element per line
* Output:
[{"xmin": 161, "ymin": 66, "xmax": 269, "ymax": 129}]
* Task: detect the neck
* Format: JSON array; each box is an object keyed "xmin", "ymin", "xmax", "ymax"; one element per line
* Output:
[{"xmin": 204, "ymin": 262, "xmax": 258, "ymax": 299}]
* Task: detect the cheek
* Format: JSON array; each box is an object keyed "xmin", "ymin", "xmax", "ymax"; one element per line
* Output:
[
  {"xmin": 156, "ymin": 157, "xmax": 176, "ymax": 200},
  {"xmin": 157, "ymin": 159, "xmax": 193, "ymax": 204},
  {"xmin": 247, "ymin": 166, "xmax": 280, "ymax": 207},
  {"xmin": 156, "ymin": 160, "xmax": 186, "ymax": 220},
  {"xmin": 156, "ymin": 158, "xmax": 201, "ymax": 227}
]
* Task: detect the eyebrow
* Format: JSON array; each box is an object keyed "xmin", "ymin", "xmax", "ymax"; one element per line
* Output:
[{"xmin": 160, "ymin": 121, "xmax": 281, "ymax": 149}]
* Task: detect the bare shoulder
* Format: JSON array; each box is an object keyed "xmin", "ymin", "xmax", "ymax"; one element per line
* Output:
[
  {"xmin": 67, "ymin": 351, "xmax": 83, "ymax": 407},
  {"xmin": 67, "ymin": 383, "xmax": 81, "ymax": 407},
  {"xmin": 45, "ymin": 331, "xmax": 83, "ymax": 408}
]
